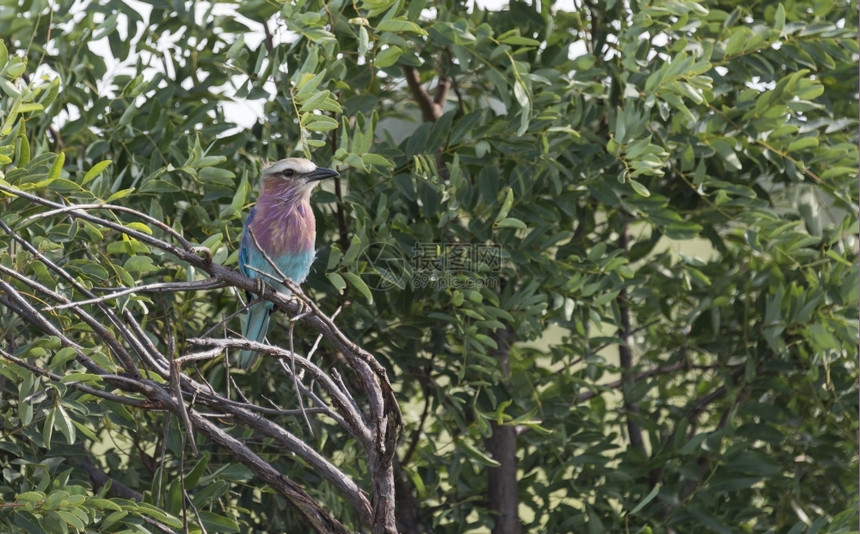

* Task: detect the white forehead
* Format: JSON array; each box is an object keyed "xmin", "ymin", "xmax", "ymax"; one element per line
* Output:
[{"xmin": 262, "ymin": 158, "xmax": 316, "ymax": 176}]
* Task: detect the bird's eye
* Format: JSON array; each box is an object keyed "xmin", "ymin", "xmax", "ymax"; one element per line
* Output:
[{"xmin": 282, "ymin": 169, "xmax": 295, "ymax": 177}]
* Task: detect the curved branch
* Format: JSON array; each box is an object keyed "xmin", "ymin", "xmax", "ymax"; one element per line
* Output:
[
  {"xmin": 0, "ymin": 184, "xmax": 401, "ymax": 533},
  {"xmin": 72, "ymin": 446, "xmax": 144, "ymax": 502},
  {"xmin": 19, "ymin": 201, "xmax": 194, "ymax": 250},
  {"xmin": 0, "ymin": 218, "xmax": 168, "ymax": 377},
  {"xmin": 188, "ymin": 337, "xmax": 372, "ymax": 444},
  {"xmin": 0, "ymin": 348, "xmax": 156, "ymax": 409},
  {"xmin": 189, "ymin": 391, "xmax": 373, "ymax": 524},
  {"xmin": 402, "ymin": 65, "xmax": 448, "ymax": 122},
  {"xmin": 189, "ymin": 410, "xmax": 350, "ymax": 534}
]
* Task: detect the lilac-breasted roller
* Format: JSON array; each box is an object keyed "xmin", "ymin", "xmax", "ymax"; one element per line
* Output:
[{"xmin": 238, "ymin": 158, "xmax": 338, "ymax": 368}]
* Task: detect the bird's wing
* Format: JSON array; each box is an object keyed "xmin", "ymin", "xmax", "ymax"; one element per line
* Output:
[{"xmin": 238, "ymin": 206, "xmax": 257, "ymax": 278}]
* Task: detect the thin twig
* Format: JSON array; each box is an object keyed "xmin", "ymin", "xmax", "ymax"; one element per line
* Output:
[
  {"xmin": 0, "ymin": 347, "xmax": 155, "ymax": 408},
  {"xmin": 0, "ymin": 218, "xmax": 168, "ymax": 377},
  {"xmin": 45, "ymin": 278, "xmax": 227, "ymax": 310},
  {"xmin": 171, "ymin": 359, "xmax": 199, "ymax": 455},
  {"xmin": 188, "ymin": 337, "xmax": 371, "ymax": 444},
  {"xmin": 19, "ymin": 201, "xmax": 194, "ymax": 250},
  {"xmin": 1, "ymin": 185, "xmax": 401, "ymax": 532},
  {"xmin": 287, "ymin": 319, "xmax": 313, "ymax": 434}
]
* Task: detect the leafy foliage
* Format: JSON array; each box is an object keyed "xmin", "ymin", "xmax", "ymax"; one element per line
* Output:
[{"xmin": 0, "ymin": 0, "xmax": 857, "ymax": 532}]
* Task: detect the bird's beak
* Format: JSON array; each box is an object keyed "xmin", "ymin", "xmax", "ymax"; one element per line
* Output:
[{"xmin": 306, "ymin": 167, "xmax": 339, "ymax": 182}]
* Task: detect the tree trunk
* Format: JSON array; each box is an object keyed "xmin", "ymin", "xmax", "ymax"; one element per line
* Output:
[{"xmin": 486, "ymin": 326, "xmax": 521, "ymax": 534}]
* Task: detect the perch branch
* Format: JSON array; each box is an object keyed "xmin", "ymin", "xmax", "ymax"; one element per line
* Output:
[{"xmin": 0, "ymin": 184, "xmax": 401, "ymax": 533}]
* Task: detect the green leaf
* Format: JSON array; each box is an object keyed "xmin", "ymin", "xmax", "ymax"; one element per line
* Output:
[
  {"xmin": 198, "ymin": 233, "xmax": 222, "ymax": 254},
  {"xmin": 680, "ymin": 433, "xmax": 708, "ymax": 454},
  {"xmin": 124, "ymin": 222, "xmax": 153, "ymax": 235},
  {"xmin": 0, "ymin": 78, "xmax": 20, "ymax": 97},
  {"xmin": 376, "ymin": 19, "xmax": 427, "ymax": 35},
  {"xmin": 709, "ymin": 138, "xmax": 742, "ymax": 170},
  {"xmin": 342, "ymin": 272, "xmax": 373, "ymax": 304},
  {"xmin": 231, "ymin": 172, "xmax": 250, "ymax": 213},
  {"xmin": 184, "ymin": 453, "xmax": 210, "ymax": 489},
  {"xmin": 61, "ymin": 372, "xmax": 105, "ymax": 384},
  {"xmin": 787, "ymin": 137, "xmax": 818, "ymax": 152},
  {"xmin": 55, "ymin": 510, "xmax": 85, "ymax": 530},
  {"xmin": 725, "ymin": 27, "xmax": 751, "ymax": 56},
  {"xmin": 499, "ymin": 34, "xmax": 541, "ymax": 47},
  {"xmin": 343, "ymin": 235, "xmax": 363, "ymax": 264},
  {"xmin": 102, "ymin": 511, "xmax": 128, "ymax": 529},
  {"xmin": 304, "ymin": 116, "xmax": 340, "ymax": 132},
  {"xmin": 82, "ymin": 160, "xmax": 112, "ymax": 186},
  {"xmin": 134, "ymin": 502, "xmax": 183, "ymax": 528},
  {"xmin": 48, "ymin": 152, "xmax": 65, "ymax": 180},
  {"xmin": 16, "ymin": 103, "xmax": 43, "ymax": 114},
  {"xmin": 51, "ymin": 347, "xmax": 78, "ymax": 369},
  {"xmin": 358, "ymin": 26, "xmax": 369, "ymax": 58},
  {"xmin": 105, "ymin": 188, "xmax": 134, "ymax": 202},
  {"xmin": 628, "ymin": 484, "xmax": 661, "ymax": 515},
  {"xmin": 46, "ymin": 178, "xmax": 82, "ymax": 192},
  {"xmin": 15, "ymin": 492, "xmax": 46, "ymax": 505},
  {"xmin": 72, "ymin": 421, "xmax": 99, "ymax": 441},
  {"xmin": 298, "ymin": 89, "xmax": 331, "ymax": 111},
  {"xmin": 327, "ymin": 272, "xmax": 346, "ymax": 292},
  {"xmin": 460, "ymin": 439, "xmax": 501, "ymax": 467},
  {"xmin": 199, "ymin": 167, "xmax": 235, "ymax": 184},
  {"xmin": 513, "ymin": 80, "xmax": 529, "ymax": 108},
  {"xmin": 124, "ymin": 256, "xmax": 158, "ymax": 273},
  {"xmin": 295, "ymin": 70, "xmax": 327, "ymax": 98},
  {"xmin": 363, "ymin": 153, "xmax": 393, "ymax": 168},
  {"xmin": 375, "ymin": 45, "xmax": 402, "ymax": 68},
  {"xmin": 42, "ymin": 408, "xmax": 54, "ymax": 448},
  {"xmin": 199, "ymin": 511, "xmax": 240, "ymax": 533},
  {"xmin": 774, "ymin": 4, "xmax": 785, "ymax": 34},
  {"xmin": 19, "ymin": 400, "xmax": 33, "ymax": 426},
  {"xmin": 86, "ymin": 498, "xmax": 122, "ymax": 512},
  {"xmin": 629, "ymin": 180, "xmax": 651, "ymax": 197},
  {"xmin": 496, "ymin": 188, "xmax": 514, "ymax": 222},
  {"xmin": 139, "ymin": 179, "xmax": 180, "ymax": 193},
  {"xmin": 55, "ymin": 405, "xmax": 76, "ymax": 444},
  {"xmin": 495, "ymin": 217, "xmax": 527, "ymax": 229}
]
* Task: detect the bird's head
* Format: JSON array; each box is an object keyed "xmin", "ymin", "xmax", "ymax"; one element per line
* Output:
[{"xmin": 261, "ymin": 158, "xmax": 339, "ymax": 190}]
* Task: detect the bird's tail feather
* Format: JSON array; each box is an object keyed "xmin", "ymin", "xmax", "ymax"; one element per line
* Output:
[{"xmin": 239, "ymin": 302, "xmax": 272, "ymax": 369}]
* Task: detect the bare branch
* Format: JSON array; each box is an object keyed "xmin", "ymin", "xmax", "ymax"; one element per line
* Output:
[
  {"xmin": 188, "ymin": 411, "xmax": 351, "ymax": 534},
  {"xmin": 188, "ymin": 337, "xmax": 372, "ymax": 444},
  {"xmin": 45, "ymin": 278, "xmax": 227, "ymax": 311},
  {"xmin": 402, "ymin": 65, "xmax": 446, "ymax": 122},
  {"xmin": 189, "ymin": 392, "xmax": 373, "ymax": 524},
  {"xmin": 20, "ymin": 201, "xmax": 194, "ymax": 250},
  {"xmin": 0, "ymin": 347, "xmax": 156, "ymax": 409},
  {"xmin": 0, "ymin": 275, "xmax": 116, "ymax": 376},
  {"xmin": 170, "ymin": 359, "xmax": 199, "ymax": 456},
  {"xmin": 0, "ymin": 218, "xmax": 169, "ymax": 377},
  {"xmin": 0, "ymin": 185, "xmax": 401, "ymax": 533},
  {"xmin": 0, "ymin": 184, "xmax": 195, "ymax": 256},
  {"xmin": 72, "ymin": 447, "xmax": 144, "ymax": 502}
]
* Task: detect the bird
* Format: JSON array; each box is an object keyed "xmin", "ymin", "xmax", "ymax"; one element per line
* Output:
[{"xmin": 237, "ymin": 157, "xmax": 338, "ymax": 368}]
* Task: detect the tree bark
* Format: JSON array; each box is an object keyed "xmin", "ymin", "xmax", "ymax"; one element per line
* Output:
[
  {"xmin": 486, "ymin": 326, "xmax": 521, "ymax": 534},
  {"xmin": 618, "ymin": 225, "xmax": 646, "ymax": 455}
]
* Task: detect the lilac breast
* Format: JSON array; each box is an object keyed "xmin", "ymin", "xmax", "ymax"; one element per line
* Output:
[{"xmin": 251, "ymin": 190, "xmax": 316, "ymax": 258}]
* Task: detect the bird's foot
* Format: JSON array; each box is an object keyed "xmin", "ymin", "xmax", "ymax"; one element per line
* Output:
[
  {"xmin": 290, "ymin": 298, "xmax": 312, "ymax": 322},
  {"xmin": 254, "ymin": 277, "xmax": 267, "ymax": 297},
  {"xmin": 190, "ymin": 246, "xmax": 212, "ymax": 263}
]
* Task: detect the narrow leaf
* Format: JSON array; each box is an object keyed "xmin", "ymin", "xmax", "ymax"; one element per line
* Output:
[
  {"xmin": 629, "ymin": 484, "xmax": 661, "ymax": 515},
  {"xmin": 82, "ymin": 160, "xmax": 112, "ymax": 186}
]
